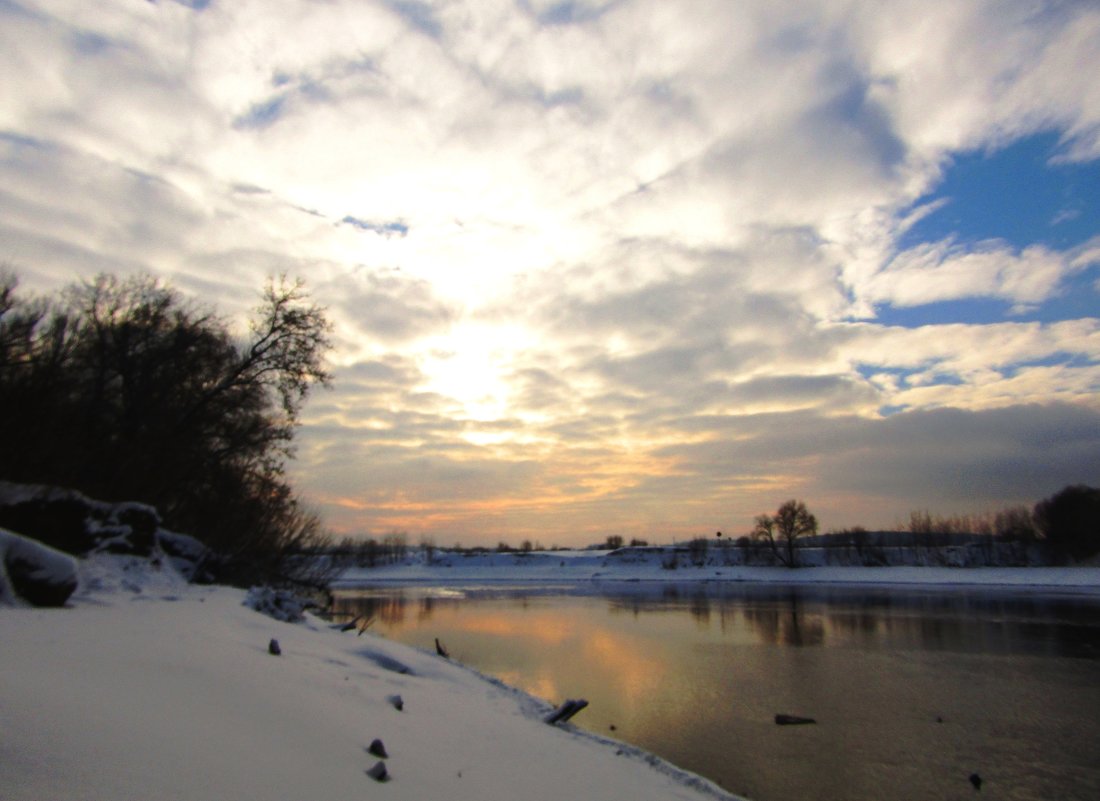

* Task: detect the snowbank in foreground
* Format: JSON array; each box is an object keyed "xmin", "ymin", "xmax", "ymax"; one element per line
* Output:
[
  {"xmin": 333, "ymin": 549, "xmax": 1100, "ymax": 594},
  {"xmin": 0, "ymin": 555, "xmax": 740, "ymax": 801}
]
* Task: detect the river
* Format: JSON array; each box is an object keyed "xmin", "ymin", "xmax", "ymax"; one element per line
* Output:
[{"xmin": 331, "ymin": 582, "xmax": 1100, "ymax": 801}]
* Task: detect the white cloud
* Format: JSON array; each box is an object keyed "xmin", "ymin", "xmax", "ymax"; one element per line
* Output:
[
  {"xmin": 860, "ymin": 240, "xmax": 1071, "ymax": 310},
  {"xmin": 2, "ymin": 0, "xmax": 1099, "ymax": 540}
]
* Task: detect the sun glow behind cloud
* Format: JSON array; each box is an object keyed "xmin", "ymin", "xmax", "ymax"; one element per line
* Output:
[{"xmin": 2, "ymin": 0, "xmax": 1099, "ymax": 544}]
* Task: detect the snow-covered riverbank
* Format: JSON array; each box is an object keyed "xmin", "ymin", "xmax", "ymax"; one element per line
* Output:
[
  {"xmin": 1, "ymin": 554, "xmax": 740, "ymax": 801},
  {"xmin": 333, "ymin": 548, "xmax": 1100, "ymax": 594}
]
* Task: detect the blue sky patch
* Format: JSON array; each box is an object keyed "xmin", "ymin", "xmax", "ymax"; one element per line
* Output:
[
  {"xmin": 342, "ymin": 216, "xmax": 410, "ymax": 238},
  {"xmin": 899, "ymin": 131, "xmax": 1100, "ymax": 252},
  {"xmin": 384, "ymin": 1, "xmax": 443, "ymax": 39},
  {"xmin": 872, "ymin": 297, "xmax": 1013, "ymax": 328},
  {"xmin": 874, "ymin": 131, "xmax": 1100, "ymax": 328},
  {"xmin": 233, "ymin": 96, "xmax": 286, "ymax": 130}
]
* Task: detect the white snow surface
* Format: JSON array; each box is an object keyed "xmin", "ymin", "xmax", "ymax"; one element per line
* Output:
[
  {"xmin": 0, "ymin": 554, "xmax": 741, "ymax": 801},
  {"xmin": 333, "ymin": 548, "xmax": 1100, "ymax": 594}
]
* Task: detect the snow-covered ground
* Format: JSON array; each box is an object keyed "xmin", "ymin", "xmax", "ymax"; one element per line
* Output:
[
  {"xmin": 1, "ymin": 554, "xmax": 740, "ymax": 801},
  {"xmin": 333, "ymin": 548, "xmax": 1100, "ymax": 594},
  {"xmin": 5, "ymin": 546, "xmax": 1096, "ymax": 801}
]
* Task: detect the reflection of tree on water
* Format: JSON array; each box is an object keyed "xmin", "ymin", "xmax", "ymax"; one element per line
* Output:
[
  {"xmin": 740, "ymin": 591, "xmax": 825, "ymax": 647},
  {"xmin": 689, "ymin": 590, "xmax": 711, "ymax": 626},
  {"xmin": 827, "ymin": 606, "xmax": 881, "ymax": 638},
  {"xmin": 606, "ymin": 593, "xmax": 647, "ymax": 618},
  {"xmin": 605, "ymin": 585, "xmax": 713, "ymax": 625},
  {"xmin": 333, "ymin": 586, "xmax": 1100, "ymax": 660},
  {"xmin": 331, "ymin": 593, "xmax": 408, "ymax": 627}
]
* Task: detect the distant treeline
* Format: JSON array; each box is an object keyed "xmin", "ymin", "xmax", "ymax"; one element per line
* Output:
[
  {"xmin": 665, "ymin": 488, "xmax": 1099, "ymax": 568},
  {"xmin": 325, "ymin": 486, "xmax": 1100, "ymax": 571}
]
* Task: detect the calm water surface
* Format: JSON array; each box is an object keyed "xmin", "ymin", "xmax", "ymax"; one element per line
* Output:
[{"xmin": 332, "ymin": 583, "xmax": 1100, "ymax": 801}]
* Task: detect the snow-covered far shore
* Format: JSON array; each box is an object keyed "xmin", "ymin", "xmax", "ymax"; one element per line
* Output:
[
  {"xmin": 332, "ymin": 548, "xmax": 1100, "ymax": 595},
  {"xmin": 1, "ymin": 554, "xmax": 742, "ymax": 801}
]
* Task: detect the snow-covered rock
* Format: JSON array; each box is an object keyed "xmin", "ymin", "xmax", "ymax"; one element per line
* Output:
[
  {"xmin": 0, "ymin": 481, "xmax": 160, "ymax": 555},
  {"xmin": 0, "ymin": 481, "xmax": 215, "ymax": 582},
  {"xmin": 0, "ymin": 527, "xmax": 79, "ymax": 606}
]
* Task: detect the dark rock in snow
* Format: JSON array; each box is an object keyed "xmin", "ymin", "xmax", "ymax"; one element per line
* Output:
[
  {"xmin": 775, "ymin": 714, "xmax": 816, "ymax": 726},
  {"xmin": 1, "ymin": 528, "xmax": 79, "ymax": 607},
  {"xmin": 368, "ymin": 738, "xmax": 388, "ymax": 758},
  {"xmin": 268, "ymin": 638, "xmax": 282, "ymax": 656},
  {"xmin": 366, "ymin": 761, "xmax": 389, "ymax": 782},
  {"xmin": 388, "ymin": 694, "xmax": 404, "ymax": 711}
]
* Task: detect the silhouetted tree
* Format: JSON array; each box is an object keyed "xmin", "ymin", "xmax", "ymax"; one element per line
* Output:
[
  {"xmin": 752, "ymin": 499, "xmax": 817, "ymax": 567},
  {"xmin": 0, "ymin": 271, "xmax": 333, "ymax": 585},
  {"xmin": 1034, "ymin": 485, "xmax": 1100, "ymax": 562}
]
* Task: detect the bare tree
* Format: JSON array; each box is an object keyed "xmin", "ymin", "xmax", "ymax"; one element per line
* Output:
[{"xmin": 752, "ymin": 499, "xmax": 817, "ymax": 567}]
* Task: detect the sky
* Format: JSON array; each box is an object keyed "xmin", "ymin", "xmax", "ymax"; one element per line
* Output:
[{"xmin": 1, "ymin": 0, "xmax": 1098, "ymax": 546}]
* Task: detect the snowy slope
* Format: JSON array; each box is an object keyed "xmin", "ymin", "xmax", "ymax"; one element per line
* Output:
[{"xmin": 0, "ymin": 555, "xmax": 741, "ymax": 801}]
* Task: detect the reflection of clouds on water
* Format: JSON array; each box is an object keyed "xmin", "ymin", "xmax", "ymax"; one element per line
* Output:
[
  {"xmin": 582, "ymin": 629, "xmax": 667, "ymax": 706},
  {"xmin": 496, "ymin": 671, "xmax": 560, "ymax": 706},
  {"xmin": 448, "ymin": 609, "xmax": 573, "ymax": 646},
  {"xmin": 450, "ymin": 607, "xmax": 669, "ymax": 708}
]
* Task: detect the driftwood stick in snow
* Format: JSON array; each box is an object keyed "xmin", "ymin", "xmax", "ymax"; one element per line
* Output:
[
  {"xmin": 435, "ymin": 637, "xmax": 450, "ymax": 658},
  {"xmin": 775, "ymin": 714, "xmax": 816, "ymax": 725},
  {"xmin": 338, "ymin": 615, "xmax": 362, "ymax": 632},
  {"xmin": 545, "ymin": 699, "xmax": 589, "ymax": 725}
]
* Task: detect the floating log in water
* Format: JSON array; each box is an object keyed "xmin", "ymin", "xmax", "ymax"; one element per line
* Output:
[
  {"xmin": 775, "ymin": 714, "xmax": 816, "ymax": 725},
  {"xmin": 546, "ymin": 699, "xmax": 589, "ymax": 725}
]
